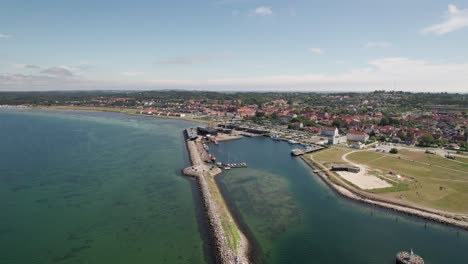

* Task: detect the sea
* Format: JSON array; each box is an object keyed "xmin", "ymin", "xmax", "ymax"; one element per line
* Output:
[
  {"xmin": 1, "ymin": 109, "xmax": 467, "ymax": 264},
  {"xmin": 0, "ymin": 109, "xmax": 212, "ymax": 264}
]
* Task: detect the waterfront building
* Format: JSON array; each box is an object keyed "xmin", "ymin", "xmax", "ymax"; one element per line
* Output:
[
  {"xmin": 328, "ymin": 135, "xmax": 347, "ymax": 145},
  {"xmin": 321, "ymin": 127, "xmax": 339, "ymax": 137},
  {"xmin": 197, "ymin": 127, "xmax": 218, "ymax": 136},
  {"xmin": 346, "ymin": 129, "xmax": 370, "ymax": 142}
]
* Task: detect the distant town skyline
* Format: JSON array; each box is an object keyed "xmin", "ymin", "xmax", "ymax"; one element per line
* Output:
[{"xmin": 1, "ymin": 0, "xmax": 468, "ymax": 92}]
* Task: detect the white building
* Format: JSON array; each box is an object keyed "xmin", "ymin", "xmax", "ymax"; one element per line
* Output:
[
  {"xmin": 321, "ymin": 127, "xmax": 339, "ymax": 137},
  {"xmin": 328, "ymin": 135, "xmax": 347, "ymax": 145},
  {"xmin": 346, "ymin": 130, "xmax": 369, "ymax": 143},
  {"xmin": 351, "ymin": 142, "xmax": 365, "ymax": 149}
]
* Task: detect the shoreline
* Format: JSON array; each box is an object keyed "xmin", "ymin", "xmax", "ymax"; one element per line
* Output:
[
  {"xmin": 300, "ymin": 155, "xmax": 468, "ymax": 231},
  {"xmin": 30, "ymin": 106, "xmax": 213, "ymax": 125},
  {"xmin": 182, "ymin": 138, "xmax": 250, "ymax": 264}
]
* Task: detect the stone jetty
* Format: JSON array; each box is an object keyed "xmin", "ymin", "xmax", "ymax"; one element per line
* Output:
[{"xmin": 183, "ymin": 138, "xmax": 250, "ymax": 264}]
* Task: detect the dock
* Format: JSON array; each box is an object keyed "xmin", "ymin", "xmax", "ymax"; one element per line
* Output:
[
  {"xmin": 216, "ymin": 162, "xmax": 248, "ymax": 169},
  {"xmin": 291, "ymin": 145, "xmax": 324, "ymax": 156}
]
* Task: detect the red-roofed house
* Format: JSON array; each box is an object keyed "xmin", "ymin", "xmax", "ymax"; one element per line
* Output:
[{"xmin": 346, "ymin": 129, "xmax": 369, "ymax": 142}]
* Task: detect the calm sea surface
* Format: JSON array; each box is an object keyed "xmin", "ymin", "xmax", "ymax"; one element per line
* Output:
[
  {"xmin": 0, "ymin": 110, "xmax": 211, "ymax": 264},
  {"xmin": 210, "ymin": 137, "xmax": 468, "ymax": 264},
  {"xmin": 2, "ymin": 110, "xmax": 468, "ymax": 264}
]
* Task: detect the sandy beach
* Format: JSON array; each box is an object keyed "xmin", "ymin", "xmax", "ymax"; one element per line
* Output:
[{"xmin": 337, "ymin": 151, "xmax": 392, "ymax": 190}]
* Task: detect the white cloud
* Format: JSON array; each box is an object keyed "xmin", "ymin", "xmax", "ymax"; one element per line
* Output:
[
  {"xmin": 39, "ymin": 66, "xmax": 83, "ymax": 77},
  {"xmin": 2, "ymin": 58, "xmax": 467, "ymax": 92},
  {"xmin": 15, "ymin": 64, "xmax": 41, "ymax": 69},
  {"xmin": 422, "ymin": 4, "xmax": 468, "ymax": 35},
  {"xmin": 143, "ymin": 58, "xmax": 468, "ymax": 92},
  {"xmin": 251, "ymin": 6, "xmax": 273, "ymax": 16},
  {"xmin": 121, "ymin": 71, "xmax": 145, "ymax": 77},
  {"xmin": 365, "ymin": 41, "xmax": 392, "ymax": 48},
  {"xmin": 309, "ymin": 48, "xmax": 324, "ymax": 55},
  {"xmin": 0, "ymin": 34, "xmax": 12, "ymax": 39}
]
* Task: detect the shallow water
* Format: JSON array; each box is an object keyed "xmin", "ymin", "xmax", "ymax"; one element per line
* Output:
[
  {"xmin": 210, "ymin": 137, "xmax": 468, "ymax": 264},
  {"xmin": 0, "ymin": 110, "xmax": 211, "ymax": 264}
]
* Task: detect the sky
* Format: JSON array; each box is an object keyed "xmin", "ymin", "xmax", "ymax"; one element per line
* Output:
[{"xmin": 1, "ymin": 0, "xmax": 468, "ymax": 92}]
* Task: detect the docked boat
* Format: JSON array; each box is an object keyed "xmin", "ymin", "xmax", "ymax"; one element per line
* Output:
[
  {"xmin": 396, "ymin": 249, "xmax": 424, "ymax": 264},
  {"xmin": 288, "ymin": 140, "xmax": 298, "ymax": 144},
  {"xmin": 270, "ymin": 134, "xmax": 280, "ymax": 140},
  {"xmin": 291, "ymin": 148, "xmax": 304, "ymax": 156}
]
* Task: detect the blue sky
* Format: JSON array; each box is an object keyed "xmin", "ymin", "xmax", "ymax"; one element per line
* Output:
[{"xmin": 1, "ymin": 0, "xmax": 468, "ymax": 92}]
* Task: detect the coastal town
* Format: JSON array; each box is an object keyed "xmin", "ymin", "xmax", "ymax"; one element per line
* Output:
[
  {"xmin": 2, "ymin": 91, "xmax": 467, "ymax": 150},
  {"xmin": 2, "ymin": 90, "xmax": 468, "ymax": 264}
]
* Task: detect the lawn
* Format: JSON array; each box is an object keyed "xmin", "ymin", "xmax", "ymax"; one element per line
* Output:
[
  {"xmin": 347, "ymin": 150, "xmax": 468, "ymax": 214},
  {"xmin": 398, "ymin": 149, "xmax": 468, "ymax": 171},
  {"xmin": 308, "ymin": 146, "xmax": 353, "ymax": 166}
]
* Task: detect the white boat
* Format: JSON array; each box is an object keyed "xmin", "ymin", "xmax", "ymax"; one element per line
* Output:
[
  {"xmin": 270, "ymin": 134, "xmax": 280, "ymax": 140},
  {"xmin": 291, "ymin": 148, "xmax": 304, "ymax": 156}
]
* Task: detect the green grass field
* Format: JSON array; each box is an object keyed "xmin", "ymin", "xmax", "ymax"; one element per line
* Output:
[
  {"xmin": 347, "ymin": 150, "xmax": 468, "ymax": 214},
  {"xmin": 310, "ymin": 146, "xmax": 353, "ymax": 166}
]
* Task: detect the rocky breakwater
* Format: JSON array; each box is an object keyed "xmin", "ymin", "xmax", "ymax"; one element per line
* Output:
[{"xmin": 183, "ymin": 139, "xmax": 250, "ymax": 264}]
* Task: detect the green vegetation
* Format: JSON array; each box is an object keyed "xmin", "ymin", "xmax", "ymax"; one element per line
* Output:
[
  {"xmin": 307, "ymin": 146, "xmax": 468, "ymax": 214},
  {"xmin": 367, "ymin": 182, "xmax": 410, "ymax": 193},
  {"xmin": 310, "ymin": 146, "xmax": 353, "ymax": 166},
  {"xmin": 347, "ymin": 150, "xmax": 468, "ymax": 214},
  {"xmin": 417, "ymin": 134, "xmax": 435, "ymax": 147},
  {"xmin": 205, "ymin": 171, "xmax": 240, "ymax": 252}
]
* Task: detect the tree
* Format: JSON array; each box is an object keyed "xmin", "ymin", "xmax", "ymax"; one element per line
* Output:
[
  {"xmin": 397, "ymin": 130, "xmax": 406, "ymax": 140},
  {"xmin": 418, "ymin": 134, "xmax": 434, "ymax": 147},
  {"xmin": 379, "ymin": 116, "xmax": 390, "ymax": 126},
  {"xmin": 332, "ymin": 119, "xmax": 343, "ymax": 128},
  {"xmin": 390, "ymin": 148, "xmax": 398, "ymax": 154}
]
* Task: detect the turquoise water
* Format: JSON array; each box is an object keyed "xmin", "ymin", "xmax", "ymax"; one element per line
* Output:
[
  {"xmin": 0, "ymin": 110, "xmax": 211, "ymax": 264},
  {"xmin": 210, "ymin": 137, "xmax": 468, "ymax": 264}
]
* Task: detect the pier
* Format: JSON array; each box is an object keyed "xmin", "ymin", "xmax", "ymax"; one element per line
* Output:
[
  {"xmin": 291, "ymin": 145, "xmax": 324, "ymax": 156},
  {"xmin": 182, "ymin": 135, "xmax": 250, "ymax": 264}
]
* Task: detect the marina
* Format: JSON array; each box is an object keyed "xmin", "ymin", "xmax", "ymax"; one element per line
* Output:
[{"xmin": 209, "ymin": 136, "xmax": 468, "ymax": 264}]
